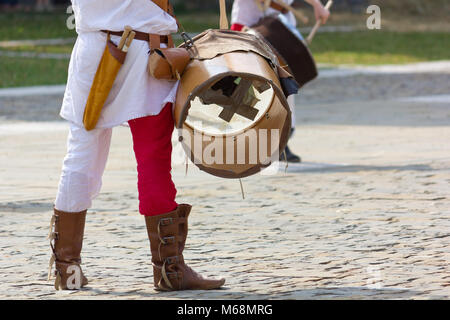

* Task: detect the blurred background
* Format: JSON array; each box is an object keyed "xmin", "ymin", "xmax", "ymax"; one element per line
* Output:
[{"xmin": 0, "ymin": 0, "xmax": 449, "ymax": 87}]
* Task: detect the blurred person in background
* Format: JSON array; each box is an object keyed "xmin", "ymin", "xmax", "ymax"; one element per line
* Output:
[
  {"xmin": 231, "ymin": 0, "xmax": 330, "ymax": 163},
  {"xmin": 18, "ymin": 0, "xmax": 34, "ymax": 11},
  {"xmin": 36, "ymin": 0, "xmax": 53, "ymax": 11},
  {"xmin": 0, "ymin": 0, "xmax": 18, "ymax": 12}
]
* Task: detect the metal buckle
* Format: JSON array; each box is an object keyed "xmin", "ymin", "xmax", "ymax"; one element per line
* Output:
[
  {"xmin": 181, "ymin": 32, "xmax": 194, "ymax": 50},
  {"xmin": 165, "ymin": 271, "xmax": 179, "ymax": 279},
  {"xmin": 165, "ymin": 256, "xmax": 179, "ymax": 265},
  {"xmin": 159, "ymin": 217, "xmax": 173, "ymax": 226},
  {"xmin": 162, "ymin": 236, "xmax": 175, "ymax": 245}
]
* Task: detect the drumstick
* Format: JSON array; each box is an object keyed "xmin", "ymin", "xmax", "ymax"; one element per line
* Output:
[
  {"xmin": 272, "ymin": 0, "xmax": 309, "ymax": 25},
  {"xmin": 306, "ymin": 0, "xmax": 333, "ymax": 44},
  {"xmin": 219, "ymin": 0, "xmax": 229, "ymax": 29},
  {"xmin": 122, "ymin": 31, "xmax": 136, "ymax": 53},
  {"xmin": 118, "ymin": 26, "xmax": 132, "ymax": 50}
]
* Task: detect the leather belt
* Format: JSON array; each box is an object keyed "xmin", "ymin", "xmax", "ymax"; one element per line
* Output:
[{"xmin": 101, "ymin": 30, "xmax": 169, "ymax": 44}]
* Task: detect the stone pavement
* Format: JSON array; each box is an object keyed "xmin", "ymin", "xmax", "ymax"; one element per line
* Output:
[{"xmin": 0, "ymin": 72, "xmax": 449, "ymax": 299}]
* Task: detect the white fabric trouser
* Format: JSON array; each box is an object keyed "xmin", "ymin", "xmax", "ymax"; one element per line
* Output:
[{"xmin": 55, "ymin": 123, "xmax": 112, "ymax": 213}]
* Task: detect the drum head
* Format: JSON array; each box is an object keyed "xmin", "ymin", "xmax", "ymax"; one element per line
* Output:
[{"xmin": 185, "ymin": 75, "xmax": 276, "ymax": 136}]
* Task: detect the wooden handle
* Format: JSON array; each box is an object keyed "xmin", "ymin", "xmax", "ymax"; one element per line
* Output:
[
  {"xmin": 272, "ymin": 0, "xmax": 309, "ymax": 25},
  {"xmin": 306, "ymin": 0, "xmax": 333, "ymax": 44},
  {"xmin": 219, "ymin": 0, "xmax": 229, "ymax": 29},
  {"xmin": 118, "ymin": 26, "xmax": 132, "ymax": 50},
  {"xmin": 123, "ymin": 31, "xmax": 136, "ymax": 53}
]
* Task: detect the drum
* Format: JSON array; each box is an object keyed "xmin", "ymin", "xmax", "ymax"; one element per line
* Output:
[
  {"xmin": 248, "ymin": 16, "xmax": 318, "ymax": 88},
  {"xmin": 175, "ymin": 29, "xmax": 292, "ymax": 179}
]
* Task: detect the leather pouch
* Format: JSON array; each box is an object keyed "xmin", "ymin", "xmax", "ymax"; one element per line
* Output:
[{"xmin": 147, "ymin": 34, "xmax": 191, "ymax": 81}]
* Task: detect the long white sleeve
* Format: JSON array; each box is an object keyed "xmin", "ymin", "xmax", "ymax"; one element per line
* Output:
[
  {"xmin": 231, "ymin": 0, "xmax": 264, "ymax": 26},
  {"xmin": 72, "ymin": 0, "xmax": 178, "ymax": 34}
]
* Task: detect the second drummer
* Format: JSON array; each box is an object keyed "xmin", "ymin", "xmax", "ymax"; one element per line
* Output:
[{"xmin": 231, "ymin": 0, "xmax": 330, "ymax": 163}]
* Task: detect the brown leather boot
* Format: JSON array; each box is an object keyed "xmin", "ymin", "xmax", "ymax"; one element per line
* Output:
[
  {"xmin": 48, "ymin": 208, "xmax": 88, "ymax": 290},
  {"xmin": 145, "ymin": 204, "xmax": 225, "ymax": 291}
]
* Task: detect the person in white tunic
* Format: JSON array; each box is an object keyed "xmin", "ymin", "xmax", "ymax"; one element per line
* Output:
[
  {"xmin": 231, "ymin": 0, "xmax": 330, "ymax": 163},
  {"xmin": 49, "ymin": 0, "xmax": 225, "ymax": 291}
]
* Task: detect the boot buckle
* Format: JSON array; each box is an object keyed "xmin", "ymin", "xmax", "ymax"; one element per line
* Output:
[
  {"xmin": 161, "ymin": 236, "xmax": 175, "ymax": 245},
  {"xmin": 165, "ymin": 255, "xmax": 180, "ymax": 265},
  {"xmin": 159, "ymin": 217, "xmax": 174, "ymax": 226}
]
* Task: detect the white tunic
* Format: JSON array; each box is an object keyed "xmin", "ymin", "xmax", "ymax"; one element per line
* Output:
[
  {"xmin": 231, "ymin": 0, "xmax": 297, "ymax": 28},
  {"xmin": 60, "ymin": 0, "xmax": 179, "ymax": 129}
]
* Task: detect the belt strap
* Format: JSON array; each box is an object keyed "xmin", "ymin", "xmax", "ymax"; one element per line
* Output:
[{"xmin": 101, "ymin": 30, "xmax": 169, "ymax": 44}]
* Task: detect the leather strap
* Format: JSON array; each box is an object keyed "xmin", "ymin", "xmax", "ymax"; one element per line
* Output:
[
  {"xmin": 270, "ymin": 1, "xmax": 289, "ymax": 14},
  {"xmin": 101, "ymin": 30, "xmax": 169, "ymax": 44},
  {"xmin": 149, "ymin": 34, "xmax": 161, "ymax": 49}
]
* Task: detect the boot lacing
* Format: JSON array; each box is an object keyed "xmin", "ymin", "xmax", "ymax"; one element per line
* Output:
[
  {"xmin": 47, "ymin": 214, "xmax": 59, "ymax": 286},
  {"xmin": 156, "ymin": 218, "xmax": 176, "ymax": 290}
]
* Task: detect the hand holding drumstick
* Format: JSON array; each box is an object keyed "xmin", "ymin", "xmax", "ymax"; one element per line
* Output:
[
  {"xmin": 305, "ymin": 0, "xmax": 331, "ymax": 25},
  {"xmin": 306, "ymin": 0, "xmax": 333, "ymax": 44}
]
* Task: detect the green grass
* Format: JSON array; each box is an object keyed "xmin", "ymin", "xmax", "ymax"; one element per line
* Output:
[
  {"xmin": 0, "ymin": 11, "xmax": 218, "ymax": 41},
  {"xmin": 0, "ymin": 12, "xmax": 76, "ymax": 40},
  {"xmin": 0, "ymin": 57, "xmax": 69, "ymax": 88},
  {"xmin": 177, "ymin": 13, "xmax": 222, "ymax": 32},
  {"xmin": 309, "ymin": 31, "xmax": 450, "ymax": 65},
  {"xmin": 2, "ymin": 44, "xmax": 74, "ymax": 54},
  {"xmin": 5, "ymin": 31, "xmax": 449, "ymax": 65},
  {"xmin": 0, "ymin": 11, "xmax": 218, "ymax": 88},
  {"xmin": 1, "ymin": 12, "xmax": 449, "ymax": 88}
]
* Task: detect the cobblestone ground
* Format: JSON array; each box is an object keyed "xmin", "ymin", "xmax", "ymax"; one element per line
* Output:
[{"xmin": 0, "ymin": 72, "xmax": 449, "ymax": 299}]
